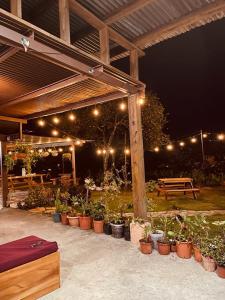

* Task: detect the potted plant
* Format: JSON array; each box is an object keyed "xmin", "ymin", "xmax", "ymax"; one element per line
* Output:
[
  {"xmin": 60, "ymin": 203, "xmax": 69, "ymax": 225},
  {"xmin": 67, "ymin": 196, "xmax": 80, "ymax": 227},
  {"xmin": 149, "ymin": 225, "xmax": 164, "ymax": 250},
  {"xmin": 130, "ymin": 217, "xmax": 146, "ymax": 246},
  {"xmin": 76, "ymin": 195, "xmax": 92, "ymax": 230},
  {"xmin": 157, "ymin": 217, "xmax": 174, "ymax": 255},
  {"xmin": 111, "ymin": 213, "xmax": 125, "ymax": 238},
  {"xmin": 52, "ymin": 189, "xmax": 61, "ymax": 223},
  {"xmin": 214, "ymin": 238, "xmax": 225, "ymax": 278},
  {"xmin": 175, "ymin": 216, "xmax": 192, "ymax": 259},
  {"xmin": 92, "ymin": 201, "xmax": 105, "ymax": 233},
  {"xmin": 139, "ymin": 225, "xmax": 152, "ymax": 254},
  {"xmin": 200, "ymin": 237, "xmax": 217, "ymax": 272}
]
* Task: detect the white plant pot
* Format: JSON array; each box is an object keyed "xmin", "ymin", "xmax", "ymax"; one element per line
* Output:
[{"xmin": 150, "ymin": 230, "xmax": 164, "ymax": 250}]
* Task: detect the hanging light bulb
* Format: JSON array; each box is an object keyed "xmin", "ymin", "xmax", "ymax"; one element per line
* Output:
[
  {"xmin": 37, "ymin": 119, "xmax": 45, "ymax": 127},
  {"xmin": 69, "ymin": 146, "xmax": 73, "ymax": 151},
  {"xmin": 154, "ymin": 147, "xmax": 159, "ymax": 152},
  {"xmin": 109, "ymin": 148, "xmax": 115, "ymax": 154},
  {"xmin": 166, "ymin": 144, "xmax": 174, "ymax": 151},
  {"xmin": 93, "ymin": 108, "xmax": 99, "ymax": 117},
  {"xmin": 66, "ymin": 137, "xmax": 72, "ymax": 142},
  {"xmin": 138, "ymin": 97, "xmax": 145, "ymax": 105},
  {"xmin": 58, "ymin": 148, "xmax": 63, "ymax": 152},
  {"xmin": 124, "ymin": 148, "xmax": 130, "ymax": 155},
  {"xmin": 119, "ymin": 102, "xmax": 126, "ymax": 111},
  {"xmin": 52, "ymin": 129, "xmax": 59, "ymax": 136},
  {"xmin": 68, "ymin": 112, "xmax": 76, "ymax": 121},
  {"xmin": 217, "ymin": 133, "xmax": 225, "ymax": 141},
  {"xmin": 48, "ymin": 148, "xmax": 52, "ymax": 153},
  {"xmin": 75, "ymin": 140, "xmax": 81, "ymax": 146},
  {"xmin": 102, "ymin": 149, "xmax": 106, "ymax": 154},
  {"xmin": 203, "ymin": 133, "xmax": 208, "ymax": 138},
  {"xmin": 8, "ymin": 151, "xmax": 12, "ymax": 155},
  {"xmin": 38, "ymin": 149, "xmax": 43, "ymax": 153},
  {"xmin": 52, "ymin": 116, "xmax": 60, "ymax": 124},
  {"xmin": 96, "ymin": 149, "xmax": 102, "ymax": 155},
  {"xmin": 179, "ymin": 141, "xmax": 185, "ymax": 147},
  {"xmin": 191, "ymin": 137, "xmax": 197, "ymax": 143}
]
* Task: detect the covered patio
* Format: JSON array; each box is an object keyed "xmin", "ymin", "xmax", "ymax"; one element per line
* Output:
[{"xmin": 0, "ymin": 1, "xmax": 225, "ymax": 299}]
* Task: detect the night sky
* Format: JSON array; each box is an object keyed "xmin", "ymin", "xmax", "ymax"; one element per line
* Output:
[{"xmin": 114, "ymin": 18, "xmax": 225, "ymax": 139}]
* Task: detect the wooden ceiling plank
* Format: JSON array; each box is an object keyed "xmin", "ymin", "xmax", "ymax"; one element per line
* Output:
[
  {"xmin": 0, "ymin": 47, "xmax": 19, "ymax": 63},
  {"xmin": 0, "ymin": 115, "xmax": 27, "ymax": 124},
  {"xmin": 26, "ymin": 91, "xmax": 126, "ymax": 119},
  {"xmin": 135, "ymin": 0, "xmax": 225, "ymax": 49},
  {"xmin": 27, "ymin": 0, "xmax": 55, "ymax": 23},
  {"xmin": 0, "ymin": 74, "xmax": 88, "ymax": 109},
  {"xmin": 69, "ymin": 0, "xmax": 144, "ymax": 56}
]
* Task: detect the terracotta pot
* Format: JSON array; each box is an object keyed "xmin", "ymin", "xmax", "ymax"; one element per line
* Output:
[
  {"xmin": 93, "ymin": 220, "xmax": 104, "ymax": 233},
  {"xmin": 111, "ymin": 223, "xmax": 125, "ymax": 238},
  {"xmin": 216, "ymin": 265, "xmax": 225, "ymax": 278},
  {"xmin": 202, "ymin": 256, "xmax": 216, "ymax": 272},
  {"xmin": 176, "ymin": 241, "xmax": 192, "ymax": 259},
  {"xmin": 140, "ymin": 239, "xmax": 152, "ymax": 254},
  {"xmin": 61, "ymin": 213, "xmax": 69, "ymax": 225},
  {"xmin": 193, "ymin": 245, "xmax": 202, "ymax": 262},
  {"xmin": 157, "ymin": 241, "xmax": 170, "ymax": 255},
  {"xmin": 79, "ymin": 216, "xmax": 91, "ymax": 230},
  {"xmin": 67, "ymin": 216, "xmax": 79, "ymax": 227}
]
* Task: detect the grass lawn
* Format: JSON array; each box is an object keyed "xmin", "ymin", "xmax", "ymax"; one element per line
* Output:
[{"xmin": 91, "ymin": 186, "xmax": 225, "ymax": 212}]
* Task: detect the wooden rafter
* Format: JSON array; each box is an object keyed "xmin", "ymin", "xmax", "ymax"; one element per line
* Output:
[
  {"xmin": 69, "ymin": 0, "xmax": 144, "ymax": 56},
  {"xmin": 105, "ymin": 0, "xmax": 154, "ymax": 25},
  {"xmin": 26, "ymin": 91, "xmax": 126, "ymax": 119},
  {"xmin": 10, "ymin": 0, "xmax": 22, "ymax": 18},
  {"xmin": 59, "ymin": 0, "xmax": 70, "ymax": 43},
  {"xmin": 0, "ymin": 24, "xmax": 139, "ymax": 94},
  {"xmin": 99, "ymin": 27, "xmax": 110, "ymax": 64},
  {"xmin": 0, "ymin": 115, "xmax": 27, "ymax": 124},
  {"xmin": 0, "ymin": 74, "xmax": 88, "ymax": 109},
  {"xmin": 0, "ymin": 46, "xmax": 19, "ymax": 63}
]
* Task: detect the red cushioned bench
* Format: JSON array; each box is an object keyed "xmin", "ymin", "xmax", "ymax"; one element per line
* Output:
[{"xmin": 0, "ymin": 236, "xmax": 60, "ymax": 300}]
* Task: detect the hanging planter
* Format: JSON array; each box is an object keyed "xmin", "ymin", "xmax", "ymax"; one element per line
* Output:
[{"xmin": 52, "ymin": 150, "xmax": 58, "ymax": 157}]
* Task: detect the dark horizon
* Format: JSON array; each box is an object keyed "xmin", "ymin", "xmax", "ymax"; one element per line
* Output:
[{"xmin": 114, "ymin": 18, "xmax": 225, "ymax": 139}]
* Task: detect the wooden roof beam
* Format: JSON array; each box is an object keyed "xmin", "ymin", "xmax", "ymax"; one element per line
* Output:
[
  {"xmin": 105, "ymin": 0, "xmax": 155, "ymax": 25},
  {"xmin": 69, "ymin": 0, "xmax": 144, "ymax": 57},
  {"xmin": 26, "ymin": 91, "xmax": 126, "ymax": 119},
  {"xmin": 134, "ymin": 0, "xmax": 225, "ymax": 49},
  {"xmin": 0, "ymin": 74, "xmax": 88, "ymax": 109},
  {"xmin": 0, "ymin": 46, "xmax": 18, "ymax": 63},
  {"xmin": 10, "ymin": 0, "xmax": 22, "ymax": 18},
  {"xmin": 0, "ymin": 115, "xmax": 27, "ymax": 124}
]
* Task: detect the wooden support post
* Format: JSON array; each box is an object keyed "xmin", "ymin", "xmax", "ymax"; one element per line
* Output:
[
  {"xmin": 59, "ymin": 0, "xmax": 71, "ymax": 43},
  {"xmin": 128, "ymin": 49, "xmax": 146, "ymax": 218},
  {"xmin": 10, "ymin": 0, "xmax": 22, "ymax": 18},
  {"xmin": 71, "ymin": 144, "xmax": 76, "ymax": 185},
  {"xmin": 0, "ymin": 141, "xmax": 8, "ymax": 208},
  {"xmin": 99, "ymin": 27, "xmax": 110, "ymax": 64},
  {"xmin": 19, "ymin": 122, "xmax": 23, "ymax": 140}
]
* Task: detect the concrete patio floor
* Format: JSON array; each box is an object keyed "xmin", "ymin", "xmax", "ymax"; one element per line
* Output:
[{"xmin": 0, "ymin": 209, "xmax": 225, "ymax": 300}]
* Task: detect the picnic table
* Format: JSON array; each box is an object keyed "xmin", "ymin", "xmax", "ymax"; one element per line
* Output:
[
  {"xmin": 157, "ymin": 178, "xmax": 200, "ymax": 200},
  {"xmin": 8, "ymin": 174, "xmax": 46, "ymax": 191}
]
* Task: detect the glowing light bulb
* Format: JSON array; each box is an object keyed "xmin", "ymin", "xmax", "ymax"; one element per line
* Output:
[
  {"xmin": 154, "ymin": 147, "xmax": 159, "ymax": 152},
  {"xmin": 96, "ymin": 149, "xmax": 102, "ymax": 155},
  {"xmin": 166, "ymin": 144, "xmax": 174, "ymax": 151},
  {"xmin": 109, "ymin": 148, "xmax": 115, "ymax": 154},
  {"xmin": 119, "ymin": 102, "xmax": 126, "ymax": 111},
  {"xmin": 8, "ymin": 151, "xmax": 12, "ymax": 155},
  {"xmin": 52, "ymin": 130, "xmax": 58, "ymax": 136},
  {"xmin": 191, "ymin": 137, "xmax": 197, "ymax": 143},
  {"xmin": 179, "ymin": 141, "xmax": 185, "ymax": 147},
  {"xmin": 38, "ymin": 119, "xmax": 45, "ymax": 127},
  {"xmin": 76, "ymin": 140, "xmax": 81, "ymax": 146},
  {"xmin": 124, "ymin": 148, "xmax": 130, "ymax": 155},
  {"xmin": 217, "ymin": 133, "xmax": 225, "ymax": 141},
  {"xmin": 38, "ymin": 149, "xmax": 43, "ymax": 153},
  {"xmin": 68, "ymin": 113, "xmax": 76, "ymax": 121},
  {"xmin": 48, "ymin": 148, "xmax": 52, "ymax": 153},
  {"xmin": 138, "ymin": 97, "xmax": 145, "ymax": 105},
  {"xmin": 69, "ymin": 146, "xmax": 73, "ymax": 151},
  {"xmin": 52, "ymin": 116, "xmax": 60, "ymax": 124},
  {"xmin": 66, "ymin": 137, "xmax": 71, "ymax": 142},
  {"xmin": 93, "ymin": 108, "xmax": 99, "ymax": 116},
  {"xmin": 102, "ymin": 149, "xmax": 106, "ymax": 154},
  {"xmin": 58, "ymin": 148, "xmax": 63, "ymax": 152},
  {"xmin": 203, "ymin": 133, "xmax": 208, "ymax": 138}
]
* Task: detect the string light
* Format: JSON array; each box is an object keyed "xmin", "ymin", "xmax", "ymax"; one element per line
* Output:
[
  {"xmin": 166, "ymin": 144, "xmax": 174, "ymax": 151},
  {"xmin": 68, "ymin": 112, "xmax": 76, "ymax": 121},
  {"xmin": 75, "ymin": 140, "xmax": 81, "ymax": 146},
  {"xmin": 8, "ymin": 151, "xmax": 12, "ymax": 155},
  {"xmin": 38, "ymin": 149, "xmax": 43, "ymax": 153},
  {"xmin": 191, "ymin": 137, "xmax": 197, "ymax": 143},
  {"xmin": 96, "ymin": 149, "xmax": 102, "ymax": 155},
  {"xmin": 179, "ymin": 141, "xmax": 185, "ymax": 147},
  {"xmin": 119, "ymin": 102, "xmax": 126, "ymax": 111},
  {"xmin": 93, "ymin": 108, "xmax": 99, "ymax": 117},
  {"xmin": 52, "ymin": 129, "xmax": 59, "ymax": 136},
  {"xmin": 69, "ymin": 146, "xmax": 73, "ymax": 151},
  {"xmin": 58, "ymin": 148, "xmax": 63, "ymax": 152},
  {"xmin": 138, "ymin": 97, "xmax": 145, "ymax": 105},
  {"xmin": 52, "ymin": 116, "xmax": 60, "ymax": 124},
  {"xmin": 48, "ymin": 148, "xmax": 52, "ymax": 153},
  {"xmin": 203, "ymin": 133, "xmax": 208, "ymax": 138},
  {"xmin": 66, "ymin": 137, "xmax": 72, "ymax": 142},
  {"xmin": 217, "ymin": 133, "xmax": 225, "ymax": 141},
  {"xmin": 102, "ymin": 149, "xmax": 106, "ymax": 154},
  {"xmin": 124, "ymin": 148, "xmax": 130, "ymax": 155},
  {"xmin": 154, "ymin": 147, "xmax": 160, "ymax": 152},
  {"xmin": 37, "ymin": 119, "xmax": 45, "ymax": 127},
  {"xmin": 109, "ymin": 148, "xmax": 115, "ymax": 154}
]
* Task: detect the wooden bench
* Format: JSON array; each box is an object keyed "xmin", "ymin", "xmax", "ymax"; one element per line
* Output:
[{"xmin": 157, "ymin": 187, "xmax": 200, "ymax": 200}]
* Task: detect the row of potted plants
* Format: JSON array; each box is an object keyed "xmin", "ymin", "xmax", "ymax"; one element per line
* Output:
[{"xmin": 138, "ymin": 215, "xmax": 225, "ymax": 279}]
